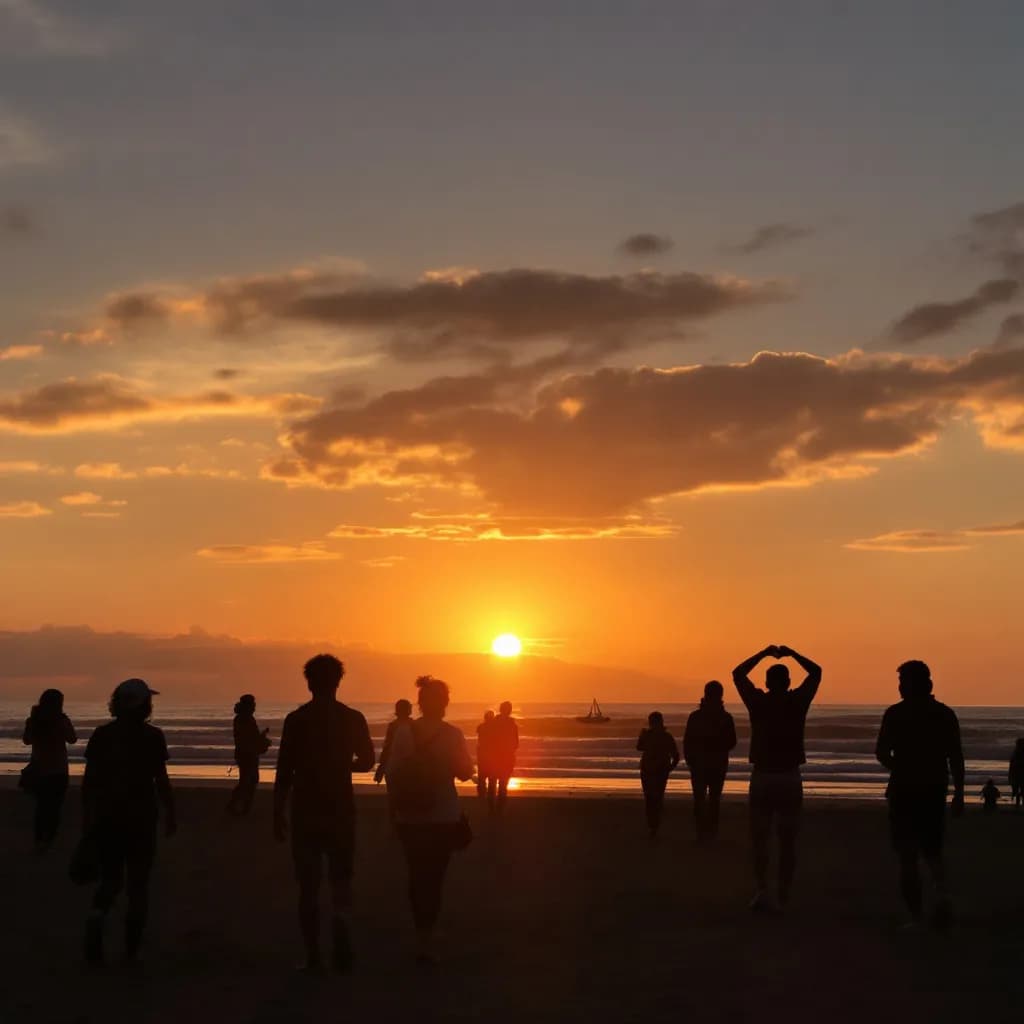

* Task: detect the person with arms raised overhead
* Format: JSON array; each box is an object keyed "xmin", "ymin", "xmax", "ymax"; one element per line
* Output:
[
  {"xmin": 732, "ymin": 644, "xmax": 822, "ymax": 912},
  {"xmin": 82, "ymin": 679, "xmax": 176, "ymax": 966},
  {"xmin": 21, "ymin": 688, "xmax": 77, "ymax": 853},
  {"xmin": 488, "ymin": 701, "xmax": 519, "ymax": 814},
  {"xmin": 875, "ymin": 660, "xmax": 964, "ymax": 928},
  {"xmin": 387, "ymin": 675, "xmax": 474, "ymax": 964},
  {"xmin": 636, "ymin": 711, "xmax": 680, "ymax": 840},
  {"xmin": 274, "ymin": 655, "xmax": 375, "ymax": 973},
  {"xmin": 683, "ymin": 681, "xmax": 737, "ymax": 842},
  {"xmin": 225, "ymin": 693, "xmax": 271, "ymax": 817}
]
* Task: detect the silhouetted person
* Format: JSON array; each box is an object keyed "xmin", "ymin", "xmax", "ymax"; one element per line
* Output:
[
  {"xmin": 875, "ymin": 660, "xmax": 964, "ymax": 928},
  {"xmin": 1009, "ymin": 738, "xmax": 1024, "ymax": 808},
  {"xmin": 274, "ymin": 654, "xmax": 374, "ymax": 972},
  {"xmin": 226, "ymin": 694, "xmax": 271, "ymax": 817},
  {"xmin": 83, "ymin": 679, "xmax": 176, "ymax": 965},
  {"xmin": 22, "ymin": 688, "xmax": 77, "ymax": 853},
  {"xmin": 981, "ymin": 778, "xmax": 1001, "ymax": 814},
  {"xmin": 636, "ymin": 711, "xmax": 680, "ymax": 839},
  {"xmin": 475, "ymin": 710, "xmax": 496, "ymax": 800},
  {"xmin": 488, "ymin": 701, "xmax": 519, "ymax": 813},
  {"xmin": 684, "ymin": 681, "xmax": 737, "ymax": 841},
  {"xmin": 374, "ymin": 699, "xmax": 414, "ymax": 785},
  {"xmin": 387, "ymin": 675, "xmax": 473, "ymax": 963},
  {"xmin": 733, "ymin": 644, "xmax": 822, "ymax": 912}
]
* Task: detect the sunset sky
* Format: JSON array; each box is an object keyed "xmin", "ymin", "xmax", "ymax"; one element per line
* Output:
[{"xmin": 2, "ymin": 2, "xmax": 1024, "ymax": 703}]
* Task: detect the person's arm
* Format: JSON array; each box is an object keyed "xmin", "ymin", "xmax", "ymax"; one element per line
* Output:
[
  {"xmin": 512, "ymin": 720, "xmax": 519, "ymax": 751},
  {"xmin": 64, "ymin": 716, "xmax": 77, "ymax": 745},
  {"xmin": 81, "ymin": 733, "xmax": 97, "ymax": 832},
  {"xmin": 22, "ymin": 718, "xmax": 32, "ymax": 746},
  {"xmin": 681, "ymin": 717, "xmax": 692, "ymax": 764},
  {"xmin": 155, "ymin": 734, "xmax": 176, "ymax": 837},
  {"xmin": 732, "ymin": 646, "xmax": 778, "ymax": 703},
  {"xmin": 778, "ymin": 646, "xmax": 822, "ymax": 702},
  {"xmin": 352, "ymin": 714, "xmax": 375, "ymax": 773},
  {"xmin": 669, "ymin": 736, "xmax": 680, "ymax": 771},
  {"xmin": 948, "ymin": 711, "xmax": 965, "ymax": 816},
  {"xmin": 875, "ymin": 709, "xmax": 896, "ymax": 771},
  {"xmin": 725, "ymin": 713, "xmax": 737, "ymax": 752},
  {"xmin": 453, "ymin": 730, "xmax": 474, "ymax": 782},
  {"xmin": 273, "ymin": 715, "xmax": 295, "ymax": 841}
]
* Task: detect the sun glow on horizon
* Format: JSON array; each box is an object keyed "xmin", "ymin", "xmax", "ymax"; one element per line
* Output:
[{"xmin": 491, "ymin": 633, "xmax": 523, "ymax": 658}]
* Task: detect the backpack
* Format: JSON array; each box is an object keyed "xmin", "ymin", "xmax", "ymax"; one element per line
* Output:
[{"xmin": 387, "ymin": 725, "xmax": 448, "ymax": 817}]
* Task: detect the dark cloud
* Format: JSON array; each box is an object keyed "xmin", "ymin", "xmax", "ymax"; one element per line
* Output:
[
  {"xmin": 967, "ymin": 200, "xmax": 1024, "ymax": 277},
  {"xmin": 889, "ymin": 278, "xmax": 1021, "ymax": 345},
  {"xmin": 265, "ymin": 345, "xmax": 1024, "ymax": 516},
  {"xmin": 214, "ymin": 368, "xmax": 241, "ymax": 380},
  {"xmin": 996, "ymin": 313, "xmax": 1024, "ymax": 349},
  {"xmin": 848, "ymin": 515, "xmax": 1024, "ymax": 552},
  {"xmin": 104, "ymin": 291, "xmax": 171, "ymax": 328},
  {"xmin": 734, "ymin": 223, "xmax": 815, "ymax": 255},
  {"xmin": 1, "ymin": 203, "xmax": 34, "ymax": 238},
  {"xmin": 618, "ymin": 233, "xmax": 674, "ymax": 257}
]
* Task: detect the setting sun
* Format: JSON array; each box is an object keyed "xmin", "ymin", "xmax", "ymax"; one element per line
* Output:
[{"xmin": 491, "ymin": 633, "xmax": 523, "ymax": 658}]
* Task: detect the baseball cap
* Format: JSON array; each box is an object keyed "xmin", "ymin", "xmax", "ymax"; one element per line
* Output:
[{"xmin": 113, "ymin": 678, "xmax": 159, "ymax": 709}]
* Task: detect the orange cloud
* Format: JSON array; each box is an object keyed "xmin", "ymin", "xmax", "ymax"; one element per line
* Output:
[
  {"xmin": 196, "ymin": 542, "xmax": 343, "ymax": 565},
  {"xmin": 60, "ymin": 491, "xmax": 104, "ymax": 506},
  {"xmin": 0, "ymin": 500, "xmax": 51, "ymax": 518},
  {"xmin": 0, "ymin": 344, "xmax": 42, "ymax": 361}
]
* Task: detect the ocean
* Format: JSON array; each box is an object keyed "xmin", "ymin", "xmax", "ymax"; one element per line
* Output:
[{"xmin": 2, "ymin": 700, "xmax": 1020, "ymax": 799}]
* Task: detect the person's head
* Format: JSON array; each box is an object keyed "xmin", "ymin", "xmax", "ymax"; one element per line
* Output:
[
  {"xmin": 765, "ymin": 663, "xmax": 791, "ymax": 694},
  {"xmin": 483, "ymin": 709, "xmax": 495, "ymax": 723},
  {"xmin": 648, "ymin": 711, "xmax": 664, "ymax": 729},
  {"xmin": 32, "ymin": 688, "xmax": 64, "ymax": 721},
  {"xmin": 394, "ymin": 698, "xmax": 413, "ymax": 720},
  {"xmin": 109, "ymin": 678, "xmax": 158, "ymax": 721},
  {"xmin": 499, "ymin": 700, "xmax": 512, "ymax": 717},
  {"xmin": 234, "ymin": 693, "xmax": 256, "ymax": 716},
  {"xmin": 703, "ymin": 680, "xmax": 724, "ymax": 704},
  {"xmin": 987, "ymin": 777, "xmax": 995, "ymax": 786},
  {"xmin": 416, "ymin": 675, "xmax": 450, "ymax": 719},
  {"xmin": 303, "ymin": 653, "xmax": 344, "ymax": 697},
  {"xmin": 897, "ymin": 660, "xmax": 933, "ymax": 700}
]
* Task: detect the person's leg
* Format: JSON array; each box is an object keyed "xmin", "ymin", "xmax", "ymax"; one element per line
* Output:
[
  {"xmin": 292, "ymin": 830, "xmax": 323, "ymax": 967},
  {"xmin": 707, "ymin": 772, "xmax": 726, "ymax": 839},
  {"xmin": 239, "ymin": 759, "xmax": 259, "ymax": 815},
  {"xmin": 34, "ymin": 776, "xmax": 66, "ymax": 848},
  {"xmin": 748, "ymin": 774, "xmax": 773, "ymax": 902},
  {"xmin": 776, "ymin": 774, "xmax": 803, "ymax": 906},
  {"xmin": 87, "ymin": 823, "xmax": 126, "ymax": 964},
  {"xmin": 123, "ymin": 825, "xmax": 156, "ymax": 961},
  {"xmin": 690, "ymin": 770, "xmax": 707, "ymax": 839},
  {"xmin": 641, "ymin": 774, "xmax": 657, "ymax": 834},
  {"xmin": 402, "ymin": 826, "xmax": 452, "ymax": 961},
  {"xmin": 326, "ymin": 820, "xmax": 356, "ymax": 971},
  {"xmin": 920, "ymin": 794, "xmax": 951, "ymax": 926},
  {"xmin": 496, "ymin": 774, "xmax": 510, "ymax": 812},
  {"xmin": 486, "ymin": 775, "xmax": 497, "ymax": 813}
]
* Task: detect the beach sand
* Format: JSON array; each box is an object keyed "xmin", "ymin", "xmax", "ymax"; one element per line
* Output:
[{"xmin": 2, "ymin": 785, "xmax": 1022, "ymax": 1023}]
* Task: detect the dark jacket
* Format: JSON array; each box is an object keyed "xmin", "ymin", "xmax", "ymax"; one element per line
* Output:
[
  {"xmin": 637, "ymin": 727, "xmax": 680, "ymax": 776},
  {"xmin": 683, "ymin": 701, "xmax": 737, "ymax": 776}
]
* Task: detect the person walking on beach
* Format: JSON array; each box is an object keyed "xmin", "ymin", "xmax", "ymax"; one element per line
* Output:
[
  {"xmin": 733, "ymin": 644, "xmax": 822, "ymax": 912},
  {"xmin": 981, "ymin": 778, "xmax": 1001, "ymax": 814},
  {"xmin": 226, "ymin": 694, "xmax": 271, "ymax": 817},
  {"xmin": 875, "ymin": 660, "xmax": 964, "ymax": 928},
  {"xmin": 82, "ymin": 679, "xmax": 176, "ymax": 966},
  {"xmin": 636, "ymin": 711, "xmax": 680, "ymax": 839},
  {"xmin": 683, "ymin": 681, "xmax": 737, "ymax": 842},
  {"xmin": 387, "ymin": 675, "xmax": 474, "ymax": 964},
  {"xmin": 475, "ymin": 710, "xmax": 496, "ymax": 800},
  {"xmin": 274, "ymin": 655, "xmax": 375, "ymax": 973},
  {"xmin": 488, "ymin": 701, "xmax": 519, "ymax": 813},
  {"xmin": 21, "ymin": 688, "xmax": 77, "ymax": 853},
  {"xmin": 374, "ymin": 698, "xmax": 414, "ymax": 786},
  {"xmin": 1009, "ymin": 738, "xmax": 1024, "ymax": 808}
]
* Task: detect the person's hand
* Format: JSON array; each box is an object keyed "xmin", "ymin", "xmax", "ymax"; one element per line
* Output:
[
  {"xmin": 763, "ymin": 645, "xmax": 781, "ymax": 658},
  {"xmin": 951, "ymin": 792, "xmax": 965, "ymax": 818},
  {"xmin": 777, "ymin": 645, "xmax": 796, "ymax": 658},
  {"xmin": 164, "ymin": 818, "xmax": 178, "ymax": 839},
  {"xmin": 273, "ymin": 815, "xmax": 288, "ymax": 842}
]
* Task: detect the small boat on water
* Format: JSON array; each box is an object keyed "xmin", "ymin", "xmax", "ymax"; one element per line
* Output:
[{"xmin": 577, "ymin": 698, "xmax": 610, "ymax": 724}]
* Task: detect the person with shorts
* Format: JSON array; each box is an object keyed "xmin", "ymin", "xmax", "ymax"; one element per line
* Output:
[
  {"xmin": 274, "ymin": 654, "xmax": 375, "ymax": 972},
  {"xmin": 875, "ymin": 660, "xmax": 964, "ymax": 928},
  {"xmin": 732, "ymin": 644, "xmax": 822, "ymax": 912}
]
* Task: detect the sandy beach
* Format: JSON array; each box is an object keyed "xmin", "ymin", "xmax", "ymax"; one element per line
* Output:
[{"xmin": 2, "ymin": 784, "xmax": 1022, "ymax": 1024}]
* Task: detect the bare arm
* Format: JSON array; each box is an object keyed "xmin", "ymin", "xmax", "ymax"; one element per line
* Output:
[
  {"xmin": 779, "ymin": 646, "xmax": 822, "ymax": 702},
  {"xmin": 732, "ymin": 646, "xmax": 778, "ymax": 703}
]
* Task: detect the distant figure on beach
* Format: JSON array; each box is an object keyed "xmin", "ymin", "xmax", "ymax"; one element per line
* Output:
[
  {"xmin": 875, "ymin": 660, "xmax": 964, "ymax": 928},
  {"xmin": 683, "ymin": 681, "xmax": 737, "ymax": 841},
  {"xmin": 981, "ymin": 778, "xmax": 1001, "ymax": 814},
  {"xmin": 83, "ymin": 679, "xmax": 176, "ymax": 965},
  {"xmin": 225, "ymin": 694, "xmax": 271, "ymax": 817},
  {"xmin": 374, "ymin": 698, "xmax": 414, "ymax": 786},
  {"xmin": 488, "ymin": 701, "xmax": 519, "ymax": 813},
  {"xmin": 636, "ymin": 712, "xmax": 680, "ymax": 839},
  {"xmin": 274, "ymin": 655, "xmax": 375, "ymax": 972},
  {"xmin": 387, "ymin": 675, "xmax": 474, "ymax": 963},
  {"xmin": 733, "ymin": 644, "xmax": 822, "ymax": 912},
  {"xmin": 21, "ymin": 688, "xmax": 77, "ymax": 853},
  {"xmin": 1009, "ymin": 738, "xmax": 1024, "ymax": 808},
  {"xmin": 475, "ymin": 710, "xmax": 496, "ymax": 800}
]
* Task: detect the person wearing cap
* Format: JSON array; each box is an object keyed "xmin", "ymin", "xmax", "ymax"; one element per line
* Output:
[
  {"xmin": 82, "ymin": 678, "xmax": 176, "ymax": 966},
  {"xmin": 226, "ymin": 694, "xmax": 271, "ymax": 817}
]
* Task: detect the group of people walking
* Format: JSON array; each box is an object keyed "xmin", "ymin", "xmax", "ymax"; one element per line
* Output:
[{"xmin": 12, "ymin": 642, "xmax": 995, "ymax": 968}]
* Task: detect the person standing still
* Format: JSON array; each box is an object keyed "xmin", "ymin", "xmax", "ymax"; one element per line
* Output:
[
  {"xmin": 636, "ymin": 712, "xmax": 680, "ymax": 839},
  {"xmin": 683, "ymin": 681, "xmax": 737, "ymax": 842},
  {"xmin": 226, "ymin": 694, "xmax": 271, "ymax": 817},
  {"xmin": 274, "ymin": 655, "xmax": 375, "ymax": 973},
  {"xmin": 488, "ymin": 701, "xmax": 519, "ymax": 813},
  {"xmin": 22, "ymin": 688, "xmax": 77, "ymax": 853},
  {"xmin": 732, "ymin": 644, "xmax": 822, "ymax": 913}
]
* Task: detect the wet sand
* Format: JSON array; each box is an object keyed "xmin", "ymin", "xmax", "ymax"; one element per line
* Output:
[{"xmin": 2, "ymin": 785, "xmax": 1023, "ymax": 1024}]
